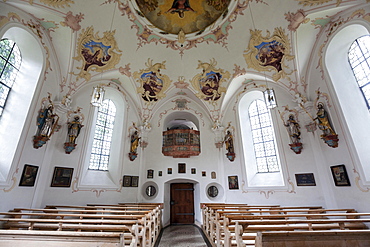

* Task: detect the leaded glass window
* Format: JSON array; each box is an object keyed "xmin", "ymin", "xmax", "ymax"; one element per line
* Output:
[
  {"xmin": 348, "ymin": 35, "xmax": 370, "ymax": 109},
  {"xmin": 249, "ymin": 99, "xmax": 279, "ymax": 173},
  {"xmin": 89, "ymin": 99, "xmax": 116, "ymax": 171},
  {"xmin": 0, "ymin": 39, "xmax": 22, "ymax": 117}
]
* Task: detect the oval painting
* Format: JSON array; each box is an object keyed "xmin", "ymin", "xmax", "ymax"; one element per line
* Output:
[{"xmin": 135, "ymin": 0, "xmax": 231, "ymax": 35}]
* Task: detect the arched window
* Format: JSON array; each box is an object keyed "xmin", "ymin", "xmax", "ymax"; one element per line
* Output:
[
  {"xmin": 249, "ymin": 99, "xmax": 279, "ymax": 173},
  {"xmin": 0, "ymin": 39, "xmax": 22, "ymax": 117},
  {"xmin": 348, "ymin": 35, "xmax": 370, "ymax": 109},
  {"xmin": 89, "ymin": 99, "xmax": 116, "ymax": 171}
]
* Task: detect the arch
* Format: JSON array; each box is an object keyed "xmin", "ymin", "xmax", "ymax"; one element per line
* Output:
[
  {"xmin": 238, "ymin": 90, "xmax": 285, "ymax": 187},
  {"xmin": 163, "ymin": 111, "xmax": 199, "ymax": 131},
  {"xmin": 326, "ymin": 22, "xmax": 370, "ymax": 183},
  {"xmin": 0, "ymin": 25, "xmax": 43, "ymax": 184},
  {"xmin": 75, "ymin": 84, "xmax": 127, "ymax": 189}
]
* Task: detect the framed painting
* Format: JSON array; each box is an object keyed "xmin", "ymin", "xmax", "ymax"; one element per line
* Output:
[
  {"xmin": 202, "ymin": 171, "xmax": 206, "ymax": 177},
  {"xmin": 147, "ymin": 169, "xmax": 154, "ymax": 179},
  {"xmin": 228, "ymin": 175, "xmax": 239, "ymax": 190},
  {"xmin": 295, "ymin": 173, "xmax": 316, "ymax": 186},
  {"xmin": 191, "ymin": 168, "xmax": 196, "ymax": 174},
  {"xmin": 158, "ymin": 171, "xmax": 162, "ymax": 176},
  {"xmin": 50, "ymin": 167, "xmax": 74, "ymax": 187},
  {"xmin": 19, "ymin": 164, "xmax": 39, "ymax": 187},
  {"xmin": 178, "ymin": 163, "xmax": 186, "ymax": 173},
  {"xmin": 131, "ymin": 176, "xmax": 139, "ymax": 187},
  {"xmin": 123, "ymin": 175, "xmax": 132, "ymax": 187},
  {"xmin": 168, "ymin": 168, "xmax": 172, "ymax": 174},
  {"xmin": 331, "ymin": 164, "xmax": 351, "ymax": 186}
]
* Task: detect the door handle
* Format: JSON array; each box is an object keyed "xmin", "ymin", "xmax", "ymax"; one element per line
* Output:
[{"xmin": 170, "ymin": 201, "xmax": 175, "ymax": 205}]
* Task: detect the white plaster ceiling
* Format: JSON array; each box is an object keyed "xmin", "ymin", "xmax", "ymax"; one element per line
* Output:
[{"xmin": 2, "ymin": 0, "xmax": 368, "ymax": 123}]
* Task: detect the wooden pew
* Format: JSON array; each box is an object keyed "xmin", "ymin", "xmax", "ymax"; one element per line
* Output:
[
  {"xmin": 0, "ymin": 230, "xmax": 132, "ymax": 247},
  {"xmin": 206, "ymin": 205, "xmax": 323, "ymax": 245},
  {"xmin": 254, "ymin": 230, "xmax": 370, "ymax": 247},
  {"xmin": 219, "ymin": 209, "xmax": 366, "ymax": 247},
  {"xmin": 0, "ymin": 204, "xmax": 161, "ymax": 247},
  {"xmin": 232, "ymin": 218, "xmax": 370, "ymax": 247},
  {"xmin": 43, "ymin": 203, "xmax": 162, "ymax": 245}
]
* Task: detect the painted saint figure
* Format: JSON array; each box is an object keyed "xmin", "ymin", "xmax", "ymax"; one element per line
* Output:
[
  {"xmin": 314, "ymin": 102, "xmax": 336, "ymax": 137},
  {"xmin": 130, "ymin": 131, "xmax": 141, "ymax": 154},
  {"xmin": 37, "ymin": 105, "xmax": 58, "ymax": 138},
  {"xmin": 224, "ymin": 130, "xmax": 234, "ymax": 153},
  {"xmin": 284, "ymin": 114, "xmax": 301, "ymax": 144},
  {"xmin": 166, "ymin": 0, "xmax": 195, "ymax": 18},
  {"xmin": 67, "ymin": 116, "xmax": 83, "ymax": 144}
]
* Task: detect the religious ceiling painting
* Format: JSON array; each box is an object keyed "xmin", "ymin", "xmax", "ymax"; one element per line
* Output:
[
  {"xmin": 133, "ymin": 59, "xmax": 171, "ymax": 104},
  {"xmin": 117, "ymin": 0, "xmax": 247, "ymax": 54},
  {"xmin": 134, "ymin": 0, "xmax": 231, "ymax": 35},
  {"xmin": 191, "ymin": 58, "xmax": 231, "ymax": 105},
  {"xmin": 74, "ymin": 27, "xmax": 122, "ymax": 81},
  {"xmin": 243, "ymin": 27, "xmax": 294, "ymax": 81}
]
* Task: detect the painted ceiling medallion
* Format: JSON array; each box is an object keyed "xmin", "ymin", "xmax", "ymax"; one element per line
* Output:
[
  {"xmin": 191, "ymin": 58, "xmax": 230, "ymax": 104},
  {"xmin": 73, "ymin": 27, "xmax": 122, "ymax": 81},
  {"xmin": 133, "ymin": 59, "xmax": 171, "ymax": 104},
  {"xmin": 243, "ymin": 27, "xmax": 294, "ymax": 81},
  {"xmin": 134, "ymin": 0, "xmax": 231, "ymax": 35}
]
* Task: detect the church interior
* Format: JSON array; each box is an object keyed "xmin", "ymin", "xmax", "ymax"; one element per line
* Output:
[{"xmin": 1, "ymin": 0, "xmax": 370, "ymax": 246}]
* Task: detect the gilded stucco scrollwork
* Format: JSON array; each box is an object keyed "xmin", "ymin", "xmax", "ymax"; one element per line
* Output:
[
  {"xmin": 296, "ymin": 0, "xmax": 342, "ymax": 7},
  {"xmin": 190, "ymin": 58, "xmax": 231, "ymax": 104},
  {"xmin": 243, "ymin": 27, "xmax": 294, "ymax": 82},
  {"xmin": 133, "ymin": 59, "xmax": 172, "ymax": 104},
  {"xmin": 38, "ymin": 0, "xmax": 75, "ymax": 8},
  {"xmin": 73, "ymin": 26, "xmax": 122, "ymax": 81}
]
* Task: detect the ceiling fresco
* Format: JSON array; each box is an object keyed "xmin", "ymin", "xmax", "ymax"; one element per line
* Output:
[
  {"xmin": 134, "ymin": 0, "xmax": 231, "ymax": 35},
  {"xmin": 1, "ymin": 0, "xmax": 369, "ymax": 124}
]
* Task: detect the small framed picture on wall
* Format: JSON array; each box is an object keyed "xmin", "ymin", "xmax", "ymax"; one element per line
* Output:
[
  {"xmin": 228, "ymin": 175, "xmax": 239, "ymax": 190},
  {"xmin": 50, "ymin": 167, "xmax": 74, "ymax": 187},
  {"xmin": 330, "ymin": 164, "xmax": 351, "ymax": 186},
  {"xmin": 147, "ymin": 169, "xmax": 154, "ymax": 179},
  {"xmin": 19, "ymin": 164, "xmax": 39, "ymax": 187},
  {"xmin": 123, "ymin": 175, "xmax": 132, "ymax": 187}
]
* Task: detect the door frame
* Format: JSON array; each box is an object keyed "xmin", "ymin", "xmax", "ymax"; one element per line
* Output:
[{"xmin": 162, "ymin": 179, "xmax": 200, "ymax": 226}]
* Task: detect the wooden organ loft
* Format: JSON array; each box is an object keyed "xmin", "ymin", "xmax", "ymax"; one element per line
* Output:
[{"xmin": 162, "ymin": 118, "xmax": 201, "ymax": 158}]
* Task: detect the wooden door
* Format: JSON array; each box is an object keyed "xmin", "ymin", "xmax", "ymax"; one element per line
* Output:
[{"xmin": 170, "ymin": 183, "xmax": 194, "ymax": 224}]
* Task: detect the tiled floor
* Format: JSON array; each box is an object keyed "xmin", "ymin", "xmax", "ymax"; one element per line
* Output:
[{"xmin": 154, "ymin": 224, "xmax": 212, "ymax": 247}]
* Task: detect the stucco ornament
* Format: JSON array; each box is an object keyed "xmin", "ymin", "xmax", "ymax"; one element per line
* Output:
[
  {"xmin": 133, "ymin": 59, "xmax": 172, "ymax": 105},
  {"xmin": 61, "ymin": 11, "xmax": 84, "ymax": 32},
  {"xmin": 243, "ymin": 27, "xmax": 294, "ymax": 82},
  {"xmin": 296, "ymin": 0, "xmax": 342, "ymax": 7},
  {"xmin": 38, "ymin": 0, "xmax": 74, "ymax": 8},
  {"xmin": 190, "ymin": 58, "xmax": 230, "ymax": 104},
  {"xmin": 285, "ymin": 9, "xmax": 309, "ymax": 32},
  {"xmin": 73, "ymin": 27, "xmax": 122, "ymax": 81}
]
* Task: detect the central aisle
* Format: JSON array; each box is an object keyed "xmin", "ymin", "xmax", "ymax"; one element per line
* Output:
[{"xmin": 154, "ymin": 224, "xmax": 212, "ymax": 247}]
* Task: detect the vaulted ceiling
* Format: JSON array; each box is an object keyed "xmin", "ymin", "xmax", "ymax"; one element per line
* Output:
[{"xmin": 3, "ymin": 0, "xmax": 367, "ymax": 121}]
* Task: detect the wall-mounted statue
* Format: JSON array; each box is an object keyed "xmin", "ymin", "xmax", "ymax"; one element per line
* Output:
[
  {"xmin": 223, "ymin": 123, "xmax": 235, "ymax": 161},
  {"xmin": 64, "ymin": 108, "xmax": 84, "ymax": 154},
  {"xmin": 284, "ymin": 114, "xmax": 303, "ymax": 154},
  {"xmin": 33, "ymin": 93, "xmax": 60, "ymax": 149},
  {"xmin": 314, "ymin": 102, "xmax": 338, "ymax": 148},
  {"xmin": 128, "ymin": 123, "xmax": 141, "ymax": 161}
]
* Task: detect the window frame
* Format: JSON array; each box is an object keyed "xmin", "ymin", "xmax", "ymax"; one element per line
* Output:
[
  {"xmin": 248, "ymin": 99, "xmax": 280, "ymax": 173},
  {"xmin": 0, "ymin": 38, "xmax": 22, "ymax": 117},
  {"xmin": 88, "ymin": 98, "xmax": 116, "ymax": 171},
  {"xmin": 348, "ymin": 35, "xmax": 370, "ymax": 109}
]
